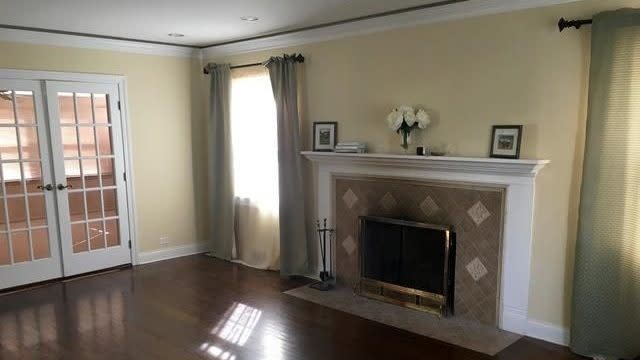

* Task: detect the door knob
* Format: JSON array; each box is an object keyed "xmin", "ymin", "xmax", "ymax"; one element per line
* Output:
[
  {"xmin": 57, "ymin": 184, "xmax": 72, "ymax": 190},
  {"xmin": 37, "ymin": 184, "xmax": 54, "ymax": 191}
]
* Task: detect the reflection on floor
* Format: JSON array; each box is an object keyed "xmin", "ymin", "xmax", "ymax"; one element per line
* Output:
[{"xmin": 0, "ymin": 255, "xmax": 582, "ymax": 360}]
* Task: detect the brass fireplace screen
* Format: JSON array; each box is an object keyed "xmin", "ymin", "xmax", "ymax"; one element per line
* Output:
[{"xmin": 356, "ymin": 216, "xmax": 456, "ymax": 317}]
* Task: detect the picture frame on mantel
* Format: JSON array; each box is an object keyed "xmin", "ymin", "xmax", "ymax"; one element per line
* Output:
[
  {"xmin": 490, "ymin": 125, "xmax": 523, "ymax": 159},
  {"xmin": 313, "ymin": 122, "xmax": 337, "ymax": 152}
]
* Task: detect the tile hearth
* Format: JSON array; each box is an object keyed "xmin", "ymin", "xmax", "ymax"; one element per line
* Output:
[{"xmin": 285, "ymin": 285, "xmax": 521, "ymax": 356}]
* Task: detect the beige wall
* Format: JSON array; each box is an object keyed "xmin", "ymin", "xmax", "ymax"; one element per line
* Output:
[
  {"xmin": 0, "ymin": 41, "xmax": 205, "ymax": 253},
  {"xmin": 205, "ymin": 0, "xmax": 638, "ymax": 328}
]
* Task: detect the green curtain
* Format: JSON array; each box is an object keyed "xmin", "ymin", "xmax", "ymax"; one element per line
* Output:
[
  {"xmin": 206, "ymin": 63, "xmax": 235, "ymax": 261},
  {"xmin": 264, "ymin": 55, "xmax": 309, "ymax": 276},
  {"xmin": 571, "ymin": 9, "xmax": 640, "ymax": 360}
]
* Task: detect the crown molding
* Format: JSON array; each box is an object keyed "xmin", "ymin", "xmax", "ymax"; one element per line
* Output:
[
  {"xmin": 0, "ymin": 28, "xmax": 199, "ymax": 58},
  {"xmin": 203, "ymin": 0, "xmax": 584, "ymax": 58}
]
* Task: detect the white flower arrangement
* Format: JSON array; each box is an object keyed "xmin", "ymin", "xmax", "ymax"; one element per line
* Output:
[{"xmin": 386, "ymin": 106, "xmax": 431, "ymax": 150}]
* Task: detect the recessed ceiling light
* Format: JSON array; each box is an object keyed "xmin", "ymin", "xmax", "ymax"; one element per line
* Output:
[
  {"xmin": 240, "ymin": 16, "xmax": 259, "ymax": 22},
  {"xmin": 168, "ymin": 33, "xmax": 185, "ymax": 37}
]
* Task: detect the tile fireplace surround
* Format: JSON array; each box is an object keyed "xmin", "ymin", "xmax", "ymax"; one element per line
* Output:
[{"xmin": 302, "ymin": 152, "xmax": 549, "ymax": 335}]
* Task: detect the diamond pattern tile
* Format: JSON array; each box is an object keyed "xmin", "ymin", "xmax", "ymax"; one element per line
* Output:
[
  {"xmin": 342, "ymin": 235, "xmax": 356, "ymax": 256},
  {"xmin": 380, "ymin": 192, "xmax": 397, "ymax": 211},
  {"xmin": 466, "ymin": 257, "xmax": 489, "ymax": 282},
  {"xmin": 335, "ymin": 177, "xmax": 505, "ymax": 326},
  {"xmin": 468, "ymin": 201, "xmax": 491, "ymax": 226},
  {"xmin": 342, "ymin": 188, "xmax": 358, "ymax": 209},
  {"xmin": 420, "ymin": 196, "xmax": 440, "ymax": 217}
]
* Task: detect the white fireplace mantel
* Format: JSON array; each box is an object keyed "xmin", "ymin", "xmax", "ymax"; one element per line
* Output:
[
  {"xmin": 301, "ymin": 152, "xmax": 549, "ymax": 177},
  {"xmin": 302, "ymin": 151, "xmax": 549, "ymax": 336}
]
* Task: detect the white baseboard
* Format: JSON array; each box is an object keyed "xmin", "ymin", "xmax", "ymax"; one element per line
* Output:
[
  {"xmin": 137, "ymin": 243, "xmax": 210, "ymax": 265},
  {"xmin": 502, "ymin": 307, "xmax": 569, "ymax": 346},
  {"xmin": 526, "ymin": 318, "xmax": 570, "ymax": 346}
]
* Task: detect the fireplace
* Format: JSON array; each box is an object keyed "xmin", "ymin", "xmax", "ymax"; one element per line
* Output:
[
  {"xmin": 302, "ymin": 151, "xmax": 548, "ymax": 334},
  {"xmin": 357, "ymin": 216, "xmax": 456, "ymax": 317}
]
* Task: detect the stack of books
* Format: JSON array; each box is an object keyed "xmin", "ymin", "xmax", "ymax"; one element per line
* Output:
[{"xmin": 335, "ymin": 142, "xmax": 367, "ymax": 153}]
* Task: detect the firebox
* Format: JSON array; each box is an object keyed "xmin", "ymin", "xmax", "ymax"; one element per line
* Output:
[{"xmin": 357, "ymin": 216, "xmax": 456, "ymax": 317}]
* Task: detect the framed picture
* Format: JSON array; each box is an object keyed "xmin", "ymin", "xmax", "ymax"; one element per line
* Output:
[
  {"xmin": 490, "ymin": 125, "xmax": 523, "ymax": 159},
  {"xmin": 313, "ymin": 122, "xmax": 337, "ymax": 152}
]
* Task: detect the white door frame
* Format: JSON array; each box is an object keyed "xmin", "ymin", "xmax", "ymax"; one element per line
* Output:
[{"xmin": 0, "ymin": 69, "xmax": 140, "ymax": 266}]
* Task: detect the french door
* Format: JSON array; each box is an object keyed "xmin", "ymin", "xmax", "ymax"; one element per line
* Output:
[
  {"xmin": 0, "ymin": 78, "xmax": 131, "ymax": 289},
  {"xmin": 0, "ymin": 80, "xmax": 62, "ymax": 288}
]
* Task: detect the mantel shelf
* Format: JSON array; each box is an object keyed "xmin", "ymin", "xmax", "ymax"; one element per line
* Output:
[{"xmin": 301, "ymin": 151, "xmax": 549, "ymax": 177}]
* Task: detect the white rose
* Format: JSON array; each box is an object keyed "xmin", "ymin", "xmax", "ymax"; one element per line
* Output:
[
  {"xmin": 403, "ymin": 111, "xmax": 416, "ymax": 127},
  {"xmin": 416, "ymin": 109, "xmax": 431, "ymax": 129},
  {"xmin": 398, "ymin": 105, "xmax": 414, "ymax": 114},
  {"xmin": 386, "ymin": 110, "xmax": 403, "ymax": 131}
]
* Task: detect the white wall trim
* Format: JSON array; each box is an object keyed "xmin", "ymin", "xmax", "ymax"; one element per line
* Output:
[
  {"xmin": 203, "ymin": 0, "xmax": 585, "ymax": 58},
  {"xmin": 526, "ymin": 318, "xmax": 570, "ymax": 346},
  {"xmin": 137, "ymin": 243, "xmax": 210, "ymax": 265},
  {"xmin": 0, "ymin": 28, "xmax": 199, "ymax": 58}
]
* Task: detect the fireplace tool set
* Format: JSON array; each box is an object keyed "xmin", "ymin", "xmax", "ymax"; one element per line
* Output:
[{"xmin": 310, "ymin": 218, "xmax": 334, "ymax": 291}]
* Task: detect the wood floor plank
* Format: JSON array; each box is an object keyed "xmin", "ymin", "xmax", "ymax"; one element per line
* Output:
[{"xmin": 0, "ymin": 255, "xmax": 585, "ymax": 359}]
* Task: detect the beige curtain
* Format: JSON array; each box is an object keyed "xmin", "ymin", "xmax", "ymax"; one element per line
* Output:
[{"xmin": 230, "ymin": 66, "xmax": 280, "ymax": 270}]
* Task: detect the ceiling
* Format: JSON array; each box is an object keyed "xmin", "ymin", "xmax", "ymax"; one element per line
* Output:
[{"xmin": 0, "ymin": 0, "xmax": 449, "ymax": 47}]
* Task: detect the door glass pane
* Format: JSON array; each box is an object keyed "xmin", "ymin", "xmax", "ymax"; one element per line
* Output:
[
  {"xmin": 72, "ymin": 223, "xmax": 88, "ymax": 253},
  {"xmin": 31, "ymin": 228, "xmax": 50, "ymax": 260},
  {"xmin": 0, "ymin": 128, "xmax": 19, "ymax": 160},
  {"xmin": 18, "ymin": 127, "xmax": 40, "ymax": 160},
  {"xmin": 3, "ymin": 163, "xmax": 23, "ymax": 195},
  {"xmin": 64, "ymin": 160, "xmax": 81, "ymax": 188},
  {"xmin": 86, "ymin": 190, "xmax": 102, "ymax": 220},
  {"xmin": 11, "ymin": 230, "xmax": 30, "ymax": 263},
  {"xmin": 82, "ymin": 159, "xmax": 98, "ymax": 187},
  {"xmin": 25, "ymin": 162, "xmax": 43, "ymax": 193},
  {"xmin": 93, "ymin": 94, "xmax": 110, "ymax": 124},
  {"xmin": 0, "ymin": 232, "xmax": 9, "ymax": 265},
  {"xmin": 79, "ymin": 127, "xmax": 96, "ymax": 157},
  {"xmin": 75, "ymin": 93, "xmax": 93, "ymax": 124},
  {"xmin": 100, "ymin": 158, "xmax": 115, "ymax": 186},
  {"xmin": 0, "ymin": 91, "xmax": 15, "ymax": 124},
  {"xmin": 7, "ymin": 197, "xmax": 26, "ymax": 229},
  {"xmin": 68, "ymin": 192, "xmax": 85, "ymax": 222},
  {"xmin": 61, "ymin": 127, "xmax": 79, "ymax": 157},
  {"xmin": 15, "ymin": 91, "xmax": 36, "ymax": 124},
  {"xmin": 88, "ymin": 221, "xmax": 105, "ymax": 250},
  {"xmin": 28, "ymin": 195, "xmax": 47, "ymax": 227},
  {"xmin": 96, "ymin": 127, "xmax": 113, "ymax": 155},
  {"xmin": 103, "ymin": 189, "xmax": 118, "ymax": 217},
  {"xmin": 58, "ymin": 92, "xmax": 75, "ymax": 124},
  {"xmin": 105, "ymin": 219, "xmax": 119, "ymax": 247}
]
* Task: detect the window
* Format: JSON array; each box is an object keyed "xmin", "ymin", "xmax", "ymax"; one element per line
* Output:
[{"xmin": 230, "ymin": 67, "xmax": 279, "ymax": 215}]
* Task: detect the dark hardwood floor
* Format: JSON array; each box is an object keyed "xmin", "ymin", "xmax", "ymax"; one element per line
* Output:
[{"xmin": 0, "ymin": 255, "xmax": 584, "ymax": 359}]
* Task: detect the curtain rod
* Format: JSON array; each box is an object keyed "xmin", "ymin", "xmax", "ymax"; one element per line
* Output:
[
  {"xmin": 203, "ymin": 54, "xmax": 305, "ymax": 74},
  {"xmin": 558, "ymin": 17, "xmax": 593, "ymax": 32}
]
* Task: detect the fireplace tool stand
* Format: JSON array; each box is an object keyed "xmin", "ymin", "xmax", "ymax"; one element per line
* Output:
[{"xmin": 310, "ymin": 218, "xmax": 334, "ymax": 291}]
